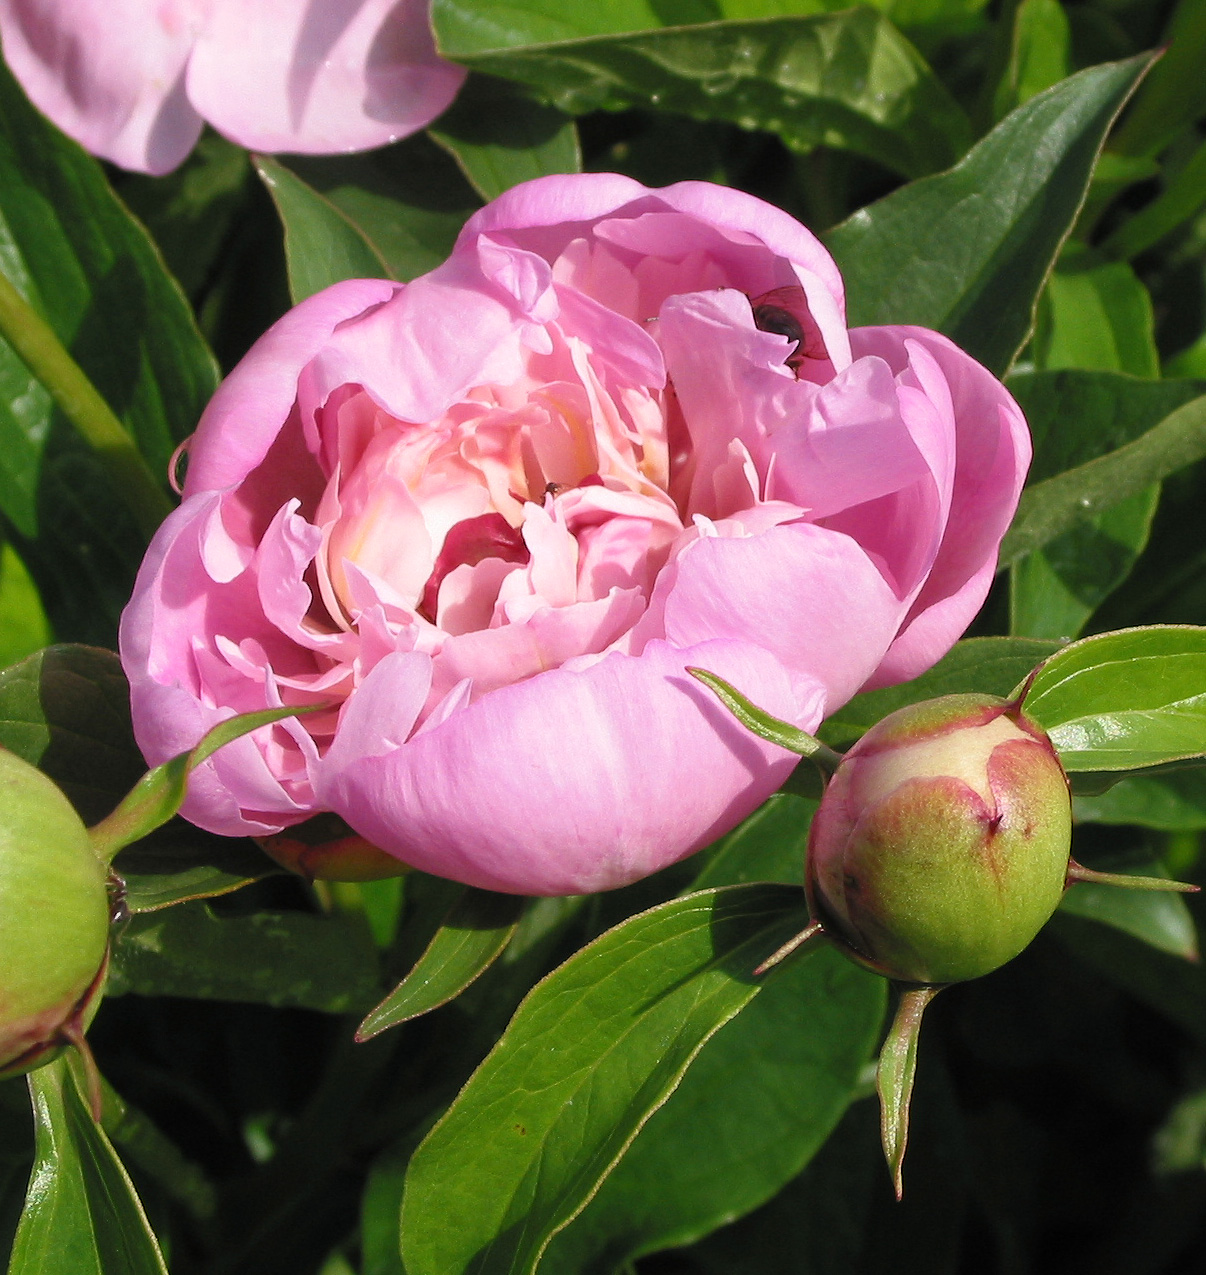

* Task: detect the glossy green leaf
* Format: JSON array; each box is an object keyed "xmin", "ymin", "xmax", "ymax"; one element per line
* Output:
[
  {"xmin": 357, "ymin": 888, "xmax": 525, "ymax": 1040},
  {"xmin": 999, "ymin": 393, "xmax": 1206, "ymax": 569},
  {"xmin": 436, "ymin": 9, "xmax": 970, "ymax": 181},
  {"xmin": 429, "ymin": 73, "xmax": 580, "ymax": 202},
  {"xmin": 0, "ymin": 645, "xmax": 144, "ymax": 825},
  {"xmin": 283, "ymin": 139, "xmax": 481, "ymax": 283},
  {"xmin": 541, "ymin": 945, "xmax": 884, "ymax": 1271},
  {"xmin": 1059, "ymin": 860, "xmax": 1198, "ymax": 960},
  {"xmin": 688, "ymin": 789, "xmax": 816, "ymax": 890},
  {"xmin": 1111, "ymin": 0, "xmax": 1206, "ymax": 159},
  {"xmin": 8, "ymin": 1057, "xmax": 167, "ymax": 1275},
  {"xmin": 0, "ymin": 544, "xmax": 50, "ymax": 670},
  {"xmin": 88, "ymin": 703, "xmax": 320, "ymax": 862},
  {"xmin": 1013, "ymin": 279, "xmax": 1161, "ymax": 643},
  {"xmin": 254, "ymin": 156, "xmax": 394, "ymax": 302},
  {"xmin": 819, "ymin": 636, "xmax": 1062, "ymax": 748},
  {"xmin": 399, "ymin": 884, "xmax": 811, "ymax": 1275},
  {"xmin": 0, "ymin": 60, "xmax": 216, "ymax": 641},
  {"xmin": 108, "ymin": 901, "xmax": 380, "ymax": 1014},
  {"xmin": 0, "ymin": 56, "xmax": 216, "ymax": 496},
  {"xmin": 826, "ymin": 55, "xmax": 1153, "ymax": 375},
  {"xmin": 1035, "ymin": 258, "xmax": 1158, "ymax": 378},
  {"xmin": 1075, "ymin": 766, "xmax": 1206, "ymax": 831},
  {"xmin": 991, "ymin": 0, "xmax": 1070, "ymax": 121},
  {"xmin": 1022, "ymin": 626, "xmax": 1206, "ymax": 771}
]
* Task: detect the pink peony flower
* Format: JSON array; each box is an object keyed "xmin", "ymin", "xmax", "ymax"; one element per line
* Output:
[
  {"xmin": 119, "ymin": 173, "xmax": 1030, "ymax": 895},
  {"xmin": 0, "ymin": 0, "xmax": 466, "ymax": 174}
]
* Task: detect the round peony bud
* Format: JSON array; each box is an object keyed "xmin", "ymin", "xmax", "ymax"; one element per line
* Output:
[
  {"xmin": 0, "ymin": 748, "xmax": 110, "ymax": 1076},
  {"xmin": 806, "ymin": 693, "xmax": 1072, "ymax": 985}
]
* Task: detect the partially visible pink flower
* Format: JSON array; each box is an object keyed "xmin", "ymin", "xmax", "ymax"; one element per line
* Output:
[
  {"xmin": 0, "ymin": 0, "xmax": 465, "ymax": 174},
  {"xmin": 120, "ymin": 173, "xmax": 1030, "ymax": 895}
]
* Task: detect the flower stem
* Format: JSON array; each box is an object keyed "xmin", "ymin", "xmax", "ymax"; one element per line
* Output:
[{"xmin": 0, "ymin": 268, "xmax": 173, "ymax": 541}]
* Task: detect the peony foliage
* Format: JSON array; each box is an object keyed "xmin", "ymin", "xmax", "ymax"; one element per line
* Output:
[{"xmin": 1, "ymin": 2, "xmax": 1206, "ymax": 1273}]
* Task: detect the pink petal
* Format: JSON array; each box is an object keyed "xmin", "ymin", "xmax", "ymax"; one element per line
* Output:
[
  {"xmin": 651, "ymin": 521, "xmax": 905, "ymax": 714},
  {"xmin": 184, "ymin": 278, "xmax": 399, "ymax": 497},
  {"xmin": 186, "ymin": 0, "xmax": 464, "ymax": 154},
  {"xmin": 319, "ymin": 638, "xmax": 821, "ymax": 894},
  {"xmin": 852, "ymin": 327, "xmax": 1030, "ymax": 688},
  {"xmin": 0, "ymin": 0, "xmax": 205, "ymax": 173}
]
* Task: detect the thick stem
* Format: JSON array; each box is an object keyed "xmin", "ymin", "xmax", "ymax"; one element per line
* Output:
[
  {"xmin": 877, "ymin": 984, "xmax": 940, "ymax": 1201},
  {"xmin": 0, "ymin": 268, "xmax": 173, "ymax": 541}
]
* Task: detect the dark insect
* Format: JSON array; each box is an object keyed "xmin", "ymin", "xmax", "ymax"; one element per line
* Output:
[{"xmin": 748, "ymin": 287, "xmax": 813, "ymax": 375}]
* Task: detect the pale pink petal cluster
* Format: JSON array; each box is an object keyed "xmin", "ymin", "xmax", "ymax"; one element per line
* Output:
[
  {"xmin": 120, "ymin": 173, "xmax": 1030, "ymax": 895},
  {"xmin": 0, "ymin": 0, "xmax": 465, "ymax": 174}
]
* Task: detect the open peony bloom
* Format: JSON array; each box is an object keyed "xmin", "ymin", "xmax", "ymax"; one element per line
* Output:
[
  {"xmin": 120, "ymin": 173, "xmax": 1030, "ymax": 895},
  {"xmin": 0, "ymin": 0, "xmax": 465, "ymax": 174}
]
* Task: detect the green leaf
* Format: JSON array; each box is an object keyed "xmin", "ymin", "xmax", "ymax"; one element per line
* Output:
[
  {"xmin": 876, "ymin": 985, "xmax": 938, "ymax": 1200},
  {"xmin": 819, "ymin": 636, "xmax": 1062, "ymax": 747},
  {"xmin": 254, "ymin": 156, "xmax": 394, "ymax": 302},
  {"xmin": 436, "ymin": 9, "xmax": 970, "ymax": 181},
  {"xmin": 826, "ymin": 54, "xmax": 1153, "ymax": 375},
  {"xmin": 1007, "ymin": 370, "xmax": 1206, "ymax": 638},
  {"xmin": 0, "ymin": 645, "xmax": 144, "ymax": 825},
  {"xmin": 88, "ymin": 703, "xmax": 321, "ymax": 862},
  {"xmin": 991, "ymin": 0, "xmax": 1070, "ymax": 121},
  {"xmin": 1034, "ymin": 256, "xmax": 1158, "ymax": 378},
  {"xmin": 999, "ymin": 393, "xmax": 1206, "ymax": 569},
  {"xmin": 429, "ymin": 73, "xmax": 581, "ymax": 202},
  {"xmin": 282, "ymin": 138, "xmax": 481, "ymax": 283},
  {"xmin": 0, "ymin": 544, "xmax": 51, "ymax": 670},
  {"xmin": 1059, "ymin": 859, "xmax": 1198, "ymax": 960},
  {"xmin": 399, "ymin": 884, "xmax": 811, "ymax": 1275},
  {"xmin": 1102, "ymin": 136, "xmax": 1206, "ymax": 262},
  {"xmin": 0, "ymin": 56, "xmax": 216, "ymax": 492},
  {"xmin": 0, "ymin": 58, "xmax": 217, "ymax": 640},
  {"xmin": 1075, "ymin": 766, "xmax": 1206, "ymax": 831},
  {"xmin": 688, "ymin": 789, "xmax": 816, "ymax": 889},
  {"xmin": 107, "ymin": 901, "xmax": 380, "ymax": 1014},
  {"xmin": 541, "ymin": 945, "xmax": 884, "ymax": 1271},
  {"xmin": 356, "ymin": 888, "xmax": 525, "ymax": 1040},
  {"xmin": 1022, "ymin": 626, "xmax": 1206, "ymax": 771},
  {"xmin": 1009, "ymin": 485, "xmax": 1159, "ymax": 642},
  {"xmin": 8, "ymin": 1057, "xmax": 168, "ymax": 1275}
]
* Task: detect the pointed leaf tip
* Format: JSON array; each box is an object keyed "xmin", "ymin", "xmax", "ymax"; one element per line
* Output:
[
  {"xmin": 877, "ymin": 985, "xmax": 940, "ymax": 1200},
  {"xmin": 686, "ymin": 668, "xmax": 842, "ymax": 770}
]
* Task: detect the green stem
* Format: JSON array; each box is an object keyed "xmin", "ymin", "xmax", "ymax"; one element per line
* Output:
[
  {"xmin": 1066, "ymin": 861, "xmax": 1199, "ymax": 893},
  {"xmin": 0, "ymin": 268, "xmax": 173, "ymax": 541}
]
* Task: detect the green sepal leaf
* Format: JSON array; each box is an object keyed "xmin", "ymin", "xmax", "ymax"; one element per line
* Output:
[
  {"xmin": 254, "ymin": 156, "xmax": 394, "ymax": 302},
  {"xmin": 356, "ymin": 887, "xmax": 525, "ymax": 1040},
  {"xmin": 876, "ymin": 984, "xmax": 939, "ymax": 1201},
  {"xmin": 107, "ymin": 901, "xmax": 380, "ymax": 1014},
  {"xmin": 88, "ymin": 704, "xmax": 323, "ymax": 863},
  {"xmin": 687, "ymin": 667, "xmax": 841, "ymax": 768},
  {"xmin": 436, "ymin": 8, "xmax": 970, "ymax": 181},
  {"xmin": 8, "ymin": 1056, "xmax": 168, "ymax": 1275},
  {"xmin": 428, "ymin": 73, "xmax": 581, "ymax": 201},
  {"xmin": 1021, "ymin": 626, "xmax": 1206, "ymax": 771},
  {"xmin": 826, "ymin": 54, "xmax": 1154, "ymax": 375},
  {"xmin": 999, "ymin": 393, "xmax": 1206, "ymax": 569},
  {"xmin": 1060, "ymin": 863, "xmax": 1199, "ymax": 961},
  {"xmin": 399, "ymin": 883, "xmax": 811, "ymax": 1275}
]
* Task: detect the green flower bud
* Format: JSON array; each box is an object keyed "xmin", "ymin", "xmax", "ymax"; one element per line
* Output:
[
  {"xmin": 0, "ymin": 748, "xmax": 110, "ymax": 1077},
  {"xmin": 806, "ymin": 693, "xmax": 1072, "ymax": 985}
]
